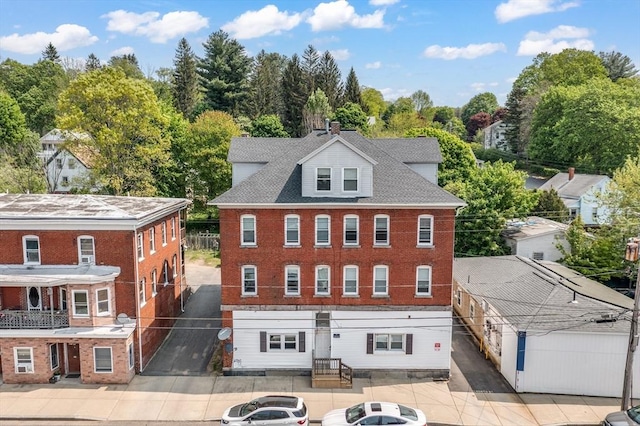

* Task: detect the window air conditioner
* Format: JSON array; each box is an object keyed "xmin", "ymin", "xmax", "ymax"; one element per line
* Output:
[
  {"xmin": 17, "ymin": 363, "xmax": 32, "ymax": 373},
  {"xmin": 81, "ymin": 255, "xmax": 94, "ymax": 264}
]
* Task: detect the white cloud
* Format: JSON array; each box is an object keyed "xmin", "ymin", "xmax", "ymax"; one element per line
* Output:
[
  {"xmin": 365, "ymin": 61, "xmax": 382, "ymax": 69},
  {"xmin": 470, "ymin": 81, "xmax": 499, "ymax": 91},
  {"xmin": 221, "ymin": 5, "xmax": 304, "ymax": 39},
  {"xmin": 495, "ymin": 0, "xmax": 579, "ymax": 23},
  {"xmin": 369, "ymin": 0, "xmax": 400, "ymax": 5},
  {"xmin": 307, "ymin": 0, "xmax": 385, "ymax": 31},
  {"xmin": 423, "ymin": 42, "xmax": 506, "ymax": 60},
  {"xmin": 517, "ymin": 25, "xmax": 593, "ymax": 55},
  {"xmin": 329, "ymin": 48, "xmax": 350, "ymax": 60},
  {"xmin": 0, "ymin": 24, "xmax": 98, "ymax": 54},
  {"xmin": 102, "ymin": 10, "xmax": 208, "ymax": 43},
  {"xmin": 506, "ymin": 77, "xmax": 517, "ymax": 83},
  {"xmin": 110, "ymin": 46, "xmax": 135, "ymax": 56},
  {"xmin": 379, "ymin": 87, "xmax": 411, "ymax": 101}
]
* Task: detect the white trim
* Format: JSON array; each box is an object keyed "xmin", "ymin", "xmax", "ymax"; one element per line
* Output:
[
  {"xmin": 148, "ymin": 227, "xmax": 156, "ymax": 254},
  {"xmin": 171, "ymin": 217, "xmax": 176, "ymax": 240},
  {"xmin": 285, "ymin": 265, "xmax": 300, "ymax": 296},
  {"xmin": 50, "ymin": 343, "xmax": 59, "ymax": 370},
  {"xmin": 416, "ymin": 266, "xmax": 432, "ymax": 296},
  {"xmin": 417, "ymin": 215, "xmax": 434, "ymax": 246},
  {"xmin": 161, "ymin": 222, "xmax": 167, "ymax": 246},
  {"xmin": 172, "ymin": 255, "xmax": 178, "ymax": 278},
  {"xmin": 343, "ymin": 215, "xmax": 359, "ymax": 246},
  {"xmin": 343, "ymin": 265, "xmax": 358, "ymax": 296},
  {"xmin": 315, "ymin": 167, "xmax": 332, "ymax": 192},
  {"xmin": 128, "ymin": 342, "xmax": 135, "ymax": 369},
  {"xmin": 14, "ymin": 347, "xmax": 34, "ymax": 373},
  {"xmin": 242, "ymin": 265, "xmax": 257, "ymax": 296},
  {"xmin": 373, "ymin": 214, "xmax": 390, "ymax": 245},
  {"xmin": 297, "ymin": 135, "xmax": 378, "ymax": 165},
  {"xmin": 139, "ymin": 277, "xmax": 146, "ymax": 306},
  {"xmin": 315, "ymin": 215, "xmax": 331, "ymax": 246},
  {"xmin": 137, "ymin": 233, "xmax": 144, "ymax": 261},
  {"xmin": 93, "ymin": 346, "xmax": 113, "ymax": 373},
  {"xmin": 284, "ymin": 214, "xmax": 300, "ymax": 246},
  {"xmin": 240, "ymin": 214, "xmax": 256, "ymax": 246},
  {"xmin": 214, "ymin": 203, "xmax": 465, "ymax": 209},
  {"xmin": 342, "ymin": 167, "xmax": 359, "ymax": 192},
  {"xmin": 72, "ymin": 289, "xmax": 89, "ymax": 317},
  {"xmin": 315, "ymin": 265, "xmax": 330, "ymax": 295},
  {"xmin": 373, "ymin": 265, "xmax": 388, "ymax": 295},
  {"xmin": 151, "ymin": 269, "xmax": 158, "ymax": 295},
  {"xmin": 95, "ymin": 287, "xmax": 111, "ymax": 316},
  {"xmin": 267, "ymin": 333, "xmax": 298, "ymax": 351},
  {"xmin": 78, "ymin": 235, "xmax": 95, "ymax": 265},
  {"xmin": 23, "ymin": 235, "xmax": 41, "ymax": 265}
]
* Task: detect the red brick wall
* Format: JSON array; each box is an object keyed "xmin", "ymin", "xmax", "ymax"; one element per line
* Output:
[{"xmin": 219, "ymin": 208, "xmax": 456, "ymax": 307}]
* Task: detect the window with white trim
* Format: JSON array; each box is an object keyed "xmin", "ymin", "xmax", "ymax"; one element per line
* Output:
[
  {"xmin": 374, "ymin": 215, "xmax": 389, "ymax": 245},
  {"xmin": 96, "ymin": 288, "xmax": 110, "ymax": 315},
  {"xmin": 137, "ymin": 233, "xmax": 144, "ymax": 260},
  {"xmin": 149, "ymin": 228, "xmax": 156, "ymax": 253},
  {"xmin": 315, "ymin": 215, "xmax": 330, "ymax": 245},
  {"xmin": 241, "ymin": 215, "xmax": 256, "ymax": 245},
  {"xmin": 163, "ymin": 260, "xmax": 170, "ymax": 285},
  {"xmin": 161, "ymin": 222, "xmax": 167, "ymax": 246},
  {"xmin": 171, "ymin": 217, "xmax": 176, "ymax": 240},
  {"xmin": 172, "ymin": 254, "xmax": 177, "ymax": 278},
  {"xmin": 14, "ymin": 347, "xmax": 34, "ymax": 373},
  {"xmin": 269, "ymin": 334, "xmax": 297, "ymax": 350},
  {"xmin": 72, "ymin": 290, "xmax": 89, "ymax": 316},
  {"xmin": 469, "ymin": 301, "xmax": 476, "ymax": 323},
  {"xmin": 242, "ymin": 265, "xmax": 257, "ymax": 295},
  {"xmin": 375, "ymin": 334, "xmax": 405, "ymax": 351},
  {"xmin": 373, "ymin": 265, "xmax": 388, "ymax": 295},
  {"xmin": 78, "ymin": 236, "xmax": 95, "ymax": 265},
  {"xmin": 94, "ymin": 347, "xmax": 113, "ymax": 373},
  {"xmin": 60, "ymin": 288, "xmax": 67, "ymax": 310},
  {"xmin": 139, "ymin": 278, "xmax": 146, "ymax": 305},
  {"xmin": 343, "ymin": 265, "xmax": 358, "ymax": 295},
  {"xmin": 56, "ymin": 158, "xmax": 63, "ymax": 169},
  {"xmin": 23, "ymin": 235, "xmax": 40, "ymax": 264},
  {"xmin": 416, "ymin": 266, "xmax": 432, "ymax": 295},
  {"xmin": 455, "ymin": 288, "xmax": 462, "ymax": 306},
  {"xmin": 316, "ymin": 167, "xmax": 331, "ymax": 191},
  {"xmin": 68, "ymin": 158, "xmax": 76, "ymax": 169},
  {"xmin": 417, "ymin": 215, "xmax": 433, "ymax": 246},
  {"xmin": 151, "ymin": 269, "xmax": 158, "ymax": 295},
  {"xmin": 285, "ymin": 215, "xmax": 300, "ymax": 245},
  {"xmin": 344, "ymin": 215, "xmax": 359, "ymax": 245},
  {"xmin": 128, "ymin": 342, "xmax": 135, "ymax": 369},
  {"xmin": 285, "ymin": 266, "xmax": 300, "ymax": 295},
  {"xmin": 50, "ymin": 343, "xmax": 59, "ymax": 370},
  {"xmin": 343, "ymin": 167, "xmax": 358, "ymax": 191},
  {"xmin": 315, "ymin": 266, "xmax": 330, "ymax": 295}
]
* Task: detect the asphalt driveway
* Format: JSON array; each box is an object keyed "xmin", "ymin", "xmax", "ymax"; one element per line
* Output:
[{"xmin": 142, "ymin": 262, "xmax": 221, "ymax": 376}]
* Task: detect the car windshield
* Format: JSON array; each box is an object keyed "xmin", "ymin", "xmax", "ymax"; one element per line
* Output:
[
  {"xmin": 398, "ymin": 405, "xmax": 418, "ymax": 421},
  {"xmin": 346, "ymin": 403, "xmax": 367, "ymax": 424},
  {"xmin": 627, "ymin": 406, "xmax": 640, "ymax": 422},
  {"xmin": 240, "ymin": 400, "xmax": 260, "ymax": 416}
]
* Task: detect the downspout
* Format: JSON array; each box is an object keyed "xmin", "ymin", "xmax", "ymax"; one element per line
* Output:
[
  {"xmin": 134, "ymin": 228, "xmax": 143, "ymax": 374},
  {"xmin": 179, "ymin": 209, "xmax": 185, "ymax": 313}
]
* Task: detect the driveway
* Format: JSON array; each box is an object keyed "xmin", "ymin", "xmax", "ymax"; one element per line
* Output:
[{"xmin": 142, "ymin": 261, "xmax": 221, "ymax": 376}]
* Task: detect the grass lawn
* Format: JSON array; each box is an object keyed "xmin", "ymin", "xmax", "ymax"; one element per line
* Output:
[{"xmin": 184, "ymin": 249, "xmax": 220, "ymax": 267}]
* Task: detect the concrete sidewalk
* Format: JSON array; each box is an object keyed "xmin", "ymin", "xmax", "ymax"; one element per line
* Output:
[{"xmin": 0, "ymin": 374, "xmax": 618, "ymax": 425}]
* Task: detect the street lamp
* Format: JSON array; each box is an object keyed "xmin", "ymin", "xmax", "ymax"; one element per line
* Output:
[{"xmin": 621, "ymin": 237, "xmax": 640, "ymax": 410}]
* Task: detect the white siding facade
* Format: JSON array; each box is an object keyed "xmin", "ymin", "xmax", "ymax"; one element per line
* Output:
[
  {"xmin": 406, "ymin": 163, "xmax": 438, "ymax": 185},
  {"xmin": 508, "ymin": 233, "xmax": 569, "ymax": 261},
  {"xmin": 232, "ymin": 162, "xmax": 266, "ymax": 187}
]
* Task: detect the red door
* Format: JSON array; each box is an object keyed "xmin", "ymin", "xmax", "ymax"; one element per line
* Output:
[{"xmin": 67, "ymin": 344, "xmax": 80, "ymax": 373}]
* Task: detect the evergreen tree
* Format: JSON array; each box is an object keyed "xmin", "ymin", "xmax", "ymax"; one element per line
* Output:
[
  {"xmin": 247, "ymin": 50, "xmax": 287, "ymax": 119},
  {"xmin": 281, "ymin": 54, "xmax": 307, "ymax": 137},
  {"xmin": 343, "ymin": 67, "xmax": 362, "ymax": 106},
  {"xmin": 316, "ymin": 51, "xmax": 343, "ymax": 109},
  {"xmin": 85, "ymin": 53, "xmax": 101, "ymax": 71},
  {"xmin": 172, "ymin": 37, "xmax": 200, "ymax": 120},
  {"xmin": 533, "ymin": 188, "xmax": 569, "ymax": 222},
  {"xmin": 302, "ymin": 45, "xmax": 320, "ymax": 92},
  {"xmin": 598, "ymin": 51, "xmax": 639, "ymax": 82},
  {"xmin": 42, "ymin": 42, "xmax": 60, "ymax": 63},
  {"xmin": 108, "ymin": 54, "xmax": 144, "ymax": 79},
  {"xmin": 197, "ymin": 30, "xmax": 252, "ymax": 115}
]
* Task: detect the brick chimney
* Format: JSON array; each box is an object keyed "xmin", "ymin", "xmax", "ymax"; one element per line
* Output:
[
  {"xmin": 330, "ymin": 121, "xmax": 341, "ymax": 135},
  {"xmin": 568, "ymin": 167, "xmax": 575, "ymax": 180}
]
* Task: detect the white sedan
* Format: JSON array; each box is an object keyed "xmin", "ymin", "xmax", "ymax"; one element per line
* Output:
[{"xmin": 322, "ymin": 402, "xmax": 428, "ymax": 426}]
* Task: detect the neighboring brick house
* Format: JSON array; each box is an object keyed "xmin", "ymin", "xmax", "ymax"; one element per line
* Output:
[
  {"xmin": 0, "ymin": 194, "xmax": 189, "ymax": 384},
  {"xmin": 212, "ymin": 122, "xmax": 465, "ymax": 380}
]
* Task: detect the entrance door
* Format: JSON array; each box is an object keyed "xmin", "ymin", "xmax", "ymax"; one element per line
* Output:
[
  {"xmin": 314, "ymin": 312, "xmax": 331, "ymax": 358},
  {"xmin": 67, "ymin": 344, "xmax": 80, "ymax": 373}
]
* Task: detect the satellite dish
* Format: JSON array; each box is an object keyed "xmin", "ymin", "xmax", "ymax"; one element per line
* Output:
[
  {"xmin": 116, "ymin": 313, "xmax": 131, "ymax": 324},
  {"xmin": 217, "ymin": 327, "xmax": 232, "ymax": 340}
]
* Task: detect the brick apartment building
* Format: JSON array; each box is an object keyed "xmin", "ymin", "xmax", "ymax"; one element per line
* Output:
[
  {"xmin": 0, "ymin": 194, "xmax": 189, "ymax": 384},
  {"xmin": 212, "ymin": 122, "xmax": 465, "ymax": 380}
]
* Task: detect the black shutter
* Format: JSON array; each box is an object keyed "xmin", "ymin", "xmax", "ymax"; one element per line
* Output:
[
  {"xmin": 260, "ymin": 331, "xmax": 267, "ymax": 352},
  {"xmin": 406, "ymin": 334, "xmax": 413, "ymax": 355},
  {"xmin": 366, "ymin": 333, "xmax": 374, "ymax": 354},
  {"xmin": 299, "ymin": 331, "xmax": 305, "ymax": 352}
]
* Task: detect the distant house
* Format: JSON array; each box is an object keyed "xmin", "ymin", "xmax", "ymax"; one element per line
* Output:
[
  {"xmin": 502, "ymin": 216, "xmax": 569, "ymax": 261},
  {"xmin": 39, "ymin": 129, "xmax": 96, "ymax": 193},
  {"xmin": 538, "ymin": 168, "xmax": 611, "ymax": 226},
  {"xmin": 483, "ymin": 120, "xmax": 508, "ymax": 151},
  {"xmin": 453, "ymin": 255, "xmax": 638, "ymax": 398}
]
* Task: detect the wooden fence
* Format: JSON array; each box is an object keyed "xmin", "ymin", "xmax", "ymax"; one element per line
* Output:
[{"xmin": 185, "ymin": 232, "xmax": 220, "ymax": 251}]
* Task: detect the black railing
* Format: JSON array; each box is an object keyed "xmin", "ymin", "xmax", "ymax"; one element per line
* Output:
[{"xmin": 313, "ymin": 357, "xmax": 353, "ymax": 384}]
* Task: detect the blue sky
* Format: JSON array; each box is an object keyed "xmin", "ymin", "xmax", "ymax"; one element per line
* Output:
[{"xmin": 1, "ymin": 0, "xmax": 639, "ymax": 107}]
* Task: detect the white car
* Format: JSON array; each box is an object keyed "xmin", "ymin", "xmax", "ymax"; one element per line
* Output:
[
  {"xmin": 322, "ymin": 402, "xmax": 428, "ymax": 426},
  {"xmin": 221, "ymin": 395, "xmax": 309, "ymax": 426}
]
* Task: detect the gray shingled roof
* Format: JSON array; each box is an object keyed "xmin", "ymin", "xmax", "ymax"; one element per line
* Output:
[
  {"xmin": 454, "ymin": 256, "xmax": 631, "ymax": 333},
  {"xmin": 369, "ymin": 137, "xmax": 442, "ymax": 163},
  {"xmin": 213, "ymin": 131, "xmax": 463, "ymax": 206},
  {"xmin": 539, "ymin": 173, "xmax": 610, "ymax": 199}
]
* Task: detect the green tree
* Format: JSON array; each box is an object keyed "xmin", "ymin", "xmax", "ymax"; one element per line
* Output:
[
  {"xmin": 302, "ymin": 45, "xmax": 320, "ymax": 93},
  {"xmin": 247, "ymin": 50, "xmax": 287, "ymax": 119},
  {"xmin": 281, "ymin": 54, "xmax": 307, "ymax": 137},
  {"xmin": 108, "ymin": 54, "xmax": 144, "ymax": 79},
  {"xmin": 410, "ymin": 90, "xmax": 433, "ymax": 115},
  {"xmin": 405, "ymin": 127, "xmax": 477, "ymax": 187},
  {"xmin": 447, "ymin": 160, "xmax": 538, "ymax": 256},
  {"xmin": 343, "ymin": 67, "xmax": 362, "ymax": 106},
  {"xmin": 432, "ymin": 106, "xmax": 455, "ymax": 125},
  {"xmin": 154, "ymin": 102, "xmax": 190, "ymax": 198},
  {"xmin": 187, "ymin": 110, "xmax": 241, "ymax": 207},
  {"xmin": 333, "ymin": 102, "xmax": 367, "ymax": 131},
  {"xmin": 599, "ymin": 51, "xmax": 639, "ymax": 82},
  {"xmin": 198, "ymin": 30, "xmax": 252, "ymax": 115},
  {"xmin": 85, "ymin": 53, "xmax": 101, "ymax": 71},
  {"xmin": 533, "ymin": 188, "xmax": 569, "ymax": 222},
  {"xmin": 316, "ymin": 51, "xmax": 343, "ymax": 110},
  {"xmin": 42, "ymin": 42, "xmax": 60, "ymax": 63},
  {"xmin": 250, "ymin": 114, "xmax": 289, "ymax": 137},
  {"xmin": 361, "ymin": 87, "xmax": 386, "ymax": 118},
  {"xmin": 303, "ymin": 88, "xmax": 332, "ymax": 134},
  {"xmin": 539, "ymin": 48, "xmax": 607, "ymax": 87},
  {"xmin": 57, "ymin": 67, "xmax": 170, "ymax": 196},
  {"xmin": 460, "ymin": 92, "xmax": 498, "ymax": 130},
  {"xmin": 172, "ymin": 38, "xmax": 200, "ymax": 120},
  {"xmin": 0, "ymin": 91, "xmax": 27, "ymax": 151}
]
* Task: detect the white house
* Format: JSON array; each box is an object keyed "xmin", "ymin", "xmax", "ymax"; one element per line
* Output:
[
  {"xmin": 538, "ymin": 168, "xmax": 611, "ymax": 226},
  {"xmin": 39, "ymin": 129, "xmax": 95, "ymax": 193},
  {"xmin": 453, "ymin": 255, "xmax": 638, "ymax": 398},
  {"xmin": 502, "ymin": 216, "xmax": 569, "ymax": 261},
  {"xmin": 483, "ymin": 120, "xmax": 509, "ymax": 151}
]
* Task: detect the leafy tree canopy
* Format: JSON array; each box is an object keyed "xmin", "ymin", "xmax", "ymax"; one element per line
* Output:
[
  {"xmin": 533, "ymin": 188, "xmax": 569, "ymax": 223},
  {"xmin": 361, "ymin": 87, "xmax": 386, "ymax": 118},
  {"xmin": 333, "ymin": 102, "xmax": 368, "ymax": 132},
  {"xmin": 250, "ymin": 114, "xmax": 289, "ymax": 137},
  {"xmin": 460, "ymin": 92, "xmax": 498, "ymax": 128}
]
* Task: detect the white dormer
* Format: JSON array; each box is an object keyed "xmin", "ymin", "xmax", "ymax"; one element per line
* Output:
[{"xmin": 298, "ymin": 136, "xmax": 378, "ymax": 198}]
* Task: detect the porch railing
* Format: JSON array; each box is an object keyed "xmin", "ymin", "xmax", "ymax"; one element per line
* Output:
[
  {"xmin": 312, "ymin": 357, "xmax": 353, "ymax": 384},
  {"xmin": 0, "ymin": 310, "xmax": 69, "ymax": 329}
]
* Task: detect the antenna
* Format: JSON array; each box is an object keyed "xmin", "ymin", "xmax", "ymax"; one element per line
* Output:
[{"xmin": 217, "ymin": 327, "xmax": 232, "ymax": 341}]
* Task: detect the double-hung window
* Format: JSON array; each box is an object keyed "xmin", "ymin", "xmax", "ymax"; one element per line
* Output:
[
  {"xmin": 343, "ymin": 266, "xmax": 358, "ymax": 295},
  {"xmin": 242, "ymin": 266, "xmax": 257, "ymax": 295},
  {"xmin": 285, "ymin": 266, "xmax": 300, "ymax": 295},
  {"xmin": 241, "ymin": 215, "xmax": 256, "ymax": 245},
  {"xmin": 94, "ymin": 347, "xmax": 113, "ymax": 373},
  {"xmin": 151, "ymin": 269, "xmax": 158, "ymax": 295},
  {"xmin": 375, "ymin": 334, "xmax": 404, "ymax": 351},
  {"xmin": 416, "ymin": 266, "xmax": 432, "ymax": 296},
  {"xmin": 137, "ymin": 233, "xmax": 144, "ymax": 260},
  {"xmin": 172, "ymin": 255, "xmax": 178, "ymax": 278},
  {"xmin": 139, "ymin": 278, "xmax": 146, "ymax": 305},
  {"xmin": 315, "ymin": 266, "xmax": 330, "ymax": 295},
  {"xmin": 149, "ymin": 228, "xmax": 156, "ymax": 253},
  {"xmin": 50, "ymin": 343, "xmax": 59, "ymax": 370},
  {"xmin": 23, "ymin": 236, "xmax": 40, "ymax": 264},
  {"xmin": 78, "ymin": 236, "xmax": 95, "ymax": 265},
  {"xmin": 344, "ymin": 215, "xmax": 359, "ymax": 245},
  {"xmin": 161, "ymin": 222, "xmax": 167, "ymax": 246},
  {"xmin": 285, "ymin": 215, "xmax": 300, "ymax": 245},
  {"xmin": 128, "ymin": 342, "xmax": 135, "ymax": 369},
  {"xmin": 72, "ymin": 290, "xmax": 89, "ymax": 316},
  {"xmin": 315, "ymin": 215, "xmax": 330, "ymax": 245},
  {"xmin": 373, "ymin": 265, "xmax": 388, "ymax": 295},
  {"xmin": 417, "ymin": 215, "xmax": 433, "ymax": 246},
  {"xmin": 163, "ymin": 260, "xmax": 170, "ymax": 285},
  {"xmin": 15, "ymin": 348, "xmax": 34, "ymax": 373},
  {"xmin": 171, "ymin": 217, "xmax": 176, "ymax": 240},
  {"xmin": 343, "ymin": 167, "xmax": 358, "ymax": 191},
  {"xmin": 374, "ymin": 215, "xmax": 389, "ymax": 245},
  {"xmin": 316, "ymin": 167, "xmax": 331, "ymax": 191},
  {"xmin": 96, "ymin": 288, "xmax": 110, "ymax": 315},
  {"xmin": 269, "ymin": 334, "xmax": 297, "ymax": 350}
]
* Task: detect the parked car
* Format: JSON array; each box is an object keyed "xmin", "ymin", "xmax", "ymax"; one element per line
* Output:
[
  {"xmin": 221, "ymin": 395, "xmax": 308, "ymax": 426},
  {"xmin": 322, "ymin": 402, "xmax": 427, "ymax": 426},
  {"xmin": 603, "ymin": 405, "xmax": 640, "ymax": 425}
]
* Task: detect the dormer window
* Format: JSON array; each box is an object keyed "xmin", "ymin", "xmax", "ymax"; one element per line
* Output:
[
  {"xmin": 317, "ymin": 168, "xmax": 331, "ymax": 191},
  {"xmin": 343, "ymin": 168, "xmax": 358, "ymax": 191}
]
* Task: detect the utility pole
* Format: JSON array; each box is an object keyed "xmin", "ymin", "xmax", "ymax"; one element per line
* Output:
[{"xmin": 622, "ymin": 237, "xmax": 640, "ymax": 410}]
